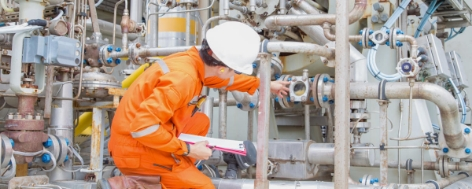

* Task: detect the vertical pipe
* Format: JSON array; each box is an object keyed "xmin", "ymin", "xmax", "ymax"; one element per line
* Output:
[
  {"xmin": 87, "ymin": 0, "xmax": 100, "ymax": 33},
  {"xmin": 48, "ymin": 72, "xmax": 73, "ymax": 181},
  {"xmin": 305, "ymin": 105, "xmax": 310, "ymax": 140},
  {"xmin": 146, "ymin": 0, "xmax": 159, "ymax": 47},
  {"xmin": 254, "ymin": 53, "xmax": 271, "ymax": 189},
  {"xmin": 219, "ymin": 89, "xmax": 228, "ymax": 139},
  {"xmin": 334, "ymin": 0, "xmax": 350, "ymax": 188},
  {"xmin": 248, "ymin": 110, "xmax": 254, "ymax": 141},
  {"xmin": 203, "ymin": 96, "xmax": 214, "ymax": 137},
  {"xmin": 249, "ymin": 0, "xmax": 256, "ymax": 12},
  {"xmin": 223, "ymin": 0, "xmax": 230, "ymax": 15},
  {"xmin": 379, "ymin": 100, "xmax": 389, "ymax": 185},
  {"xmin": 185, "ymin": 3, "xmax": 191, "ymax": 46},
  {"xmin": 91, "ymin": 108, "xmax": 105, "ymax": 180},
  {"xmin": 43, "ymin": 66, "xmax": 54, "ymax": 119},
  {"xmin": 130, "ymin": 0, "xmax": 142, "ymax": 23},
  {"xmin": 197, "ymin": 0, "xmax": 211, "ymax": 44},
  {"xmin": 279, "ymin": 0, "xmax": 287, "ymax": 14}
]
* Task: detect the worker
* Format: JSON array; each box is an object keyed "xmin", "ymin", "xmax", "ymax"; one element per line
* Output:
[{"xmin": 107, "ymin": 21, "xmax": 290, "ymax": 189}]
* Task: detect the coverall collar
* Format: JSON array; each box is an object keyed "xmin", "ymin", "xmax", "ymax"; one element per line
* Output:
[{"xmin": 188, "ymin": 47, "xmax": 206, "ymax": 82}]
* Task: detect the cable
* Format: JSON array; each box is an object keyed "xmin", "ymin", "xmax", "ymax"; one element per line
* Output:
[
  {"xmin": 414, "ymin": 0, "xmax": 443, "ymax": 38},
  {"xmin": 448, "ymin": 78, "xmax": 467, "ymax": 123},
  {"xmin": 59, "ymin": 146, "xmax": 85, "ymax": 173},
  {"xmin": 41, "ymin": 150, "xmax": 57, "ymax": 172},
  {"xmin": 446, "ymin": 27, "xmax": 466, "ymax": 41},
  {"xmin": 13, "ymin": 150, "xmax": 44, "ymax": 156}
]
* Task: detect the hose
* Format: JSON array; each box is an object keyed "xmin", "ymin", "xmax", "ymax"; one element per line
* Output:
[
  {"xmin": 414, "ymin": 0, "xmax": 443, "ymax": 38},
  {"xmin": 367, "ymin": 0, "xmax": 411, "ymax": 81},
  {"xmin": 448, "ymin": 78, "xmax": 467, "ymax": 123},
  {"xmin": 52, "ymin": 10, "xmax": 64, "ymax": 21},
  {"xmin": 41, "ymin": 150, "xmax": 57, "ymax": 172}
]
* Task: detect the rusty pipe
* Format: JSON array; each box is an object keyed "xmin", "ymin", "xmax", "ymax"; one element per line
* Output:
[
  {"xmin": 350, "ymin": 82, "xmax": 466, "ymax": 149},
  {"xmin": 265, "ymin": 0, "xmax": 366, "ymax": 29},
  {"xmin": 266, "ymin": 41, "xmax": 334, "ymax": 59}
]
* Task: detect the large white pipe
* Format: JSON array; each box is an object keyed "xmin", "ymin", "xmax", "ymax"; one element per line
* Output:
[{"xmin": 350, "ymin": 82, "xmax": 466, "ymax": 149}]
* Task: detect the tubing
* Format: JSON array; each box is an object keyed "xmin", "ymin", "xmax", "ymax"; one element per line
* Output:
[
  {"xmin": 448, "ymin": 78, "xmax": 467, "ymax": 124},
  {"xmin": 264, "ymin": 0, "xmax": 366, "ymax": 29},
  {"xmin": 350, "ymin": 82, "xmax": 466, "ymax": 149},
  {"xmin": 52, "ymin": 10, "xmax": 64, "ymax": 21},
  {"xmin": 266, "ymin": 42, "xmax": 334, "ymax": 59},
  {"xmin": 212, "ymin": 179, "xmax": 372, "ymax": 189},
  {"xmin": 74, "ymin": 112, "xmax": 93, "ymax": 136}
]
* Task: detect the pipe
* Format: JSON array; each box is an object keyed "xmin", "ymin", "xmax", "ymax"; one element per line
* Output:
[
  {"xmin": 278, "ymin": 0, "xmax": 287, "ymax": 14},
  {"xmin": 0, "ymin": 0, "xmax": 13, "ymax": 12},
  {"xmin": 396, "ymin": 34, "xmax": 418, "ymax": 59},
  {"xmin": 86, "ymin": 19, "xmax": 138, "ymax": 40},
  {"xmin": 185, "ymin": 3, "xmax": 192, "ymax": 46},
  {"xmin": 223, "ymin": 0, "xmax": 229, "ymax": 15},
  {"xmin": 248, "ymin": 110, "xmax": 254, "ymax": 141},
  {"xmin": 229, "ymin": 3, "xmax": 248, "ymax": 14},
  {"xmin": 200, "ymin": 15, "xmax": 239, "ymax": 43},
  {"xmin": 218, "ymin": 89, "xmax": 227, "ymax": 139},
  {"xmin": 249, "ymin": 0, "xmax": 256, "ymax": 12},
  {"xmin": 87, "ymin": 0, "xmax": 100, "ymax": 33},
  {"xmin": 212, "ymin": 179, "xmax": 372, "ymax": 189},
  {"xmin": 379, "ymin": 101, "xmax": 389, "ymax": 185},
  {"xmin": 254, "ymin": 53, "xmax": 271, "ymax": 189},
  {"xmin": 350, "ymin": 82, "xmax": 466, "ymax": 149},
  {"xmin": 203, "ymin": 96, "xmax": 214, "ymax": 137},
  {"xmin": 112, "ymin": 0, "xmax": 125, "ymax": 45},
  {"xmin": 130, "ymin": 0, "xmax": 142, "ymax": 23},
  {"xmin": 304, "ymin": 104, "xmax": 310, "ymax": 140},
  {"xmin": 266, "ymin": 42, "xmax": 334, "ymax": 59},
  {"xmin": 146, "ymin": 0, "xmax": 159, "ymax": 48},
  {"xmin": 43, "ymin": 66, "xmax": 55, "ymax": 119},
  {"xmin": 404, "ymin": 173, "xmax": 469, "ymax": 189},
  {"xmin": 322, "ymin": 22, "xmax": 362, "ymax": 42},
  {"xmin": 334, "ymin": 0, "xmax": 350, "ymax": 187},
  {"xmin": 264, "ymin": 0, "xmax": 366, "ymax": 29},
  {"xmin": 444, "ymin": 174, "xmax": 472, "ymax": 188}
]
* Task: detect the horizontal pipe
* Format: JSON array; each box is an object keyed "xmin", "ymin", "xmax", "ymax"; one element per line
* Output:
[
  {"xmin": 211, "ymin": 179, "xmax": 372, "ymax": 189},
  {"xmin": 86, "ymin": 19, "xmax": 137, "ymax": 40},
  {"xmin": 322, "ymin": 22, "xmax": 362, "ymax": 42},
  {"xmin": 265, "ymin": 0, "xmax": 366, "ymax": 29},
  {"xmin": 404, "ymin": 173, "xmax": 469, "ymax": 189},
  {"xmin": 350, "ymin": 82, "xmax": 465, "ymax": 149},
  {"xmin": 266, "ymin": 42, "xmax": 334, "ymax": 59}
]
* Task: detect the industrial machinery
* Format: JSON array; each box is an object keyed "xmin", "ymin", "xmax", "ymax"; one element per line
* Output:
[{"xmin": 0, "ymin": 0, "xmax": 470, "ymax": 188}]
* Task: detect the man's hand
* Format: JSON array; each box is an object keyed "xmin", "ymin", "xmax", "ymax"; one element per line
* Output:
[
  {"xmin": 187, "ymin": 141, "xmax": 212, "ymax": 160},
  {"xmin": 270, "ymin": 80, "xmax": 290, "ymax": 99}
]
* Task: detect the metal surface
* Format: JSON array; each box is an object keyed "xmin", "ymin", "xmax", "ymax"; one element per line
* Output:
[
  {"xmin": 89, "ymin": 108, "xmax": 106, "ymax": 181},
  {"xmin": 22, "ymin": 36, "xmax": 81, "ymax": 67},
  {"xmin": 379, "ymin": 100, "xmax": 389, "ymax": 185},
  {"xmin": 202, "ymin": 96, "xmax": 214, "ymax": 137},
  {"xmin": 248, "ymin": 110, "xmax": 254, "ymax": 141},
  {"xmin": 254, "ymin": 53, "xmax": 271, "ymax": 189},
  {"xmin": 416, "ymin": 34, "xmax": 452, "ymax": 80},
  {"xmin": 212, "ymin": 178, "xmax": 373, "ymax": 189},
  {"xmin": 264, "ymin": 0, "xmax": 366, "ymax": 29},
  {"xmin": 219, "ymin": 89, "xmax": 227, "ymax": 139},
  {"xmin": 350, "ymin": 82, "xmax": 466, "ymax": 149},
  {"xmin": 267, "ymin": 140, "xmax": 317, "ymax": 180},
  {"xmin": 72, "ymin": 68, "xmax": 120, "ymax": 98},
  {"xmin": 334, "ymin": 0, "xmax": 350, "ymax": 187},
  {"xmin": 444, "ymin": 175, "xmax": 472, "ymax": 188},
  {"xmin": 304, "ymin": 105, "xmax": 310, "ymax": 140},
  {"xmin": 266, "ymin": 42, "xmax": 334, "ymax": 59},
  {"xmin": 446, "ymin": 51, "xmax": 469, "ymax": 88},
  {"xmin": 146, "ymin": 0, "xmax": 159, "ymax": 48}
]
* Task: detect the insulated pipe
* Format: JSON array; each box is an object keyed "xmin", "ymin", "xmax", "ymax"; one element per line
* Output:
[
  {"xmin": 266, "ymin": 42, "xmax": 334, "ymax": 59},
  {"xmin": 212, "ymin": 179, "xmax": 372, "ymax": 189},
  {"xmin": 404, "ymin": 173, "xmax": 469, "ymax": 189},
  {"xmin": 87, "ymin": 0, "xmax": 101, "ymax": 33},
  {"xmin": 86, "ymin": 19, "xmax": 138, "ymax": 40},
  {"xmin": 379, "ymin": 101, "xmax": 389, "ymax": 185},
  {"xmin": 254, "ymin": 53, "xmax": 271, "ymax": 189},
  {"xmin": 218, "ymin": 89, "xmax": 228, "ymax": 139},
  {"xmin": 350, "ymin": 82, "xmax": 466, "ymax": 149},
  {"xmin": 264, "ymin": 0, "xmax": 367, "ymax": 29},
  {"xmin": 146, "ymin": 0, "xmax": 159, "ymax": 48},
  {"xmin": 334, "ymin": 0, "xmax": 350, "ymax": 187},
  {"xmin": 130, "ymin": 0, "xmax": 142, "ymax": 23}
]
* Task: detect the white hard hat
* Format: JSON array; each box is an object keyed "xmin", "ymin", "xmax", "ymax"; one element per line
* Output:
[{"xmin": 206, "ymin": 21, "xmax": 261, "ymax": 75}]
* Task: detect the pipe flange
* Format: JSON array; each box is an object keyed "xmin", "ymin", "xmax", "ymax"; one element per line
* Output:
[
  {"xmin": 281, "ymin": 75, "xmax": 295, "ymax": 108},
  {"xmin": 369, "ymin": 30, "xmax": 389, "ymax": 45},
  {"xmin": 389, "ymin": 28, "xmax": 399, "ymax": 49},
  {"xmin": 320, "ymin": 42, "xmax": 336, "ymax": 67},
  {"xmin": 361, "ymin": 28, "xmax": 372, "ymax": 49},
  {"xmin": 232, "ymin": 90, "xmax": 259, "ymax": 111},
  {"xmin": 316, "ymin": 73, "xmax": 334, "ymax": 109},
  {"xmin": 99, "ymin": 45, "xmax": 122, "ymax": 67},
  {"xmin": 271, "ymin": 57, "xmax": 283, "ymax": 80},
  {"xmin": 40, "ymin": 135, "xmax": 68, "ymax": 169},
  {"xmin": 289, "ymin": 76, "xmax": 310, "ymax": 102},
  {"xmin": 311, "ymin": 74, "xmax": 321, "ymax": 108},
  {"xmin": 438, "ymin": 156, "xmax": 450, "ymax": 178},
  {"xmin": 0, "ymin": 134, "xmax": 13, "ymax": 168},
  {"xmin": 129, "ymin": 43, "xmax": 146, "ymax": 65},
  {"xmin": 361, "ymin": 174, "xmax": 373, "ymax": 185},
  {"xmin": 396, "ymin": 58, "xmax": 419, "ymax": 78}
]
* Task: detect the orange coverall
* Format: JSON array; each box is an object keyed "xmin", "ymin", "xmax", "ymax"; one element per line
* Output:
[{"xmin": 108, "ymin": 47, "xmax": 260, "ymax": 189}]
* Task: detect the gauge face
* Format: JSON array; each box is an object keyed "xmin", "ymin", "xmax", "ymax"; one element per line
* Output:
[{"xmin": 293, "ymin": 81, "xmax": 306, "ymax": 96}]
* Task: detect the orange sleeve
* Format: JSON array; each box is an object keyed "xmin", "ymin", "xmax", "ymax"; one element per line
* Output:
[
  {"xmin": 204, "ymin": 74, "xmax": 260, "ymax": 95},
  {"xmin": 129, "ymin": 72, "xmax": 196, "ymax": 155}
]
